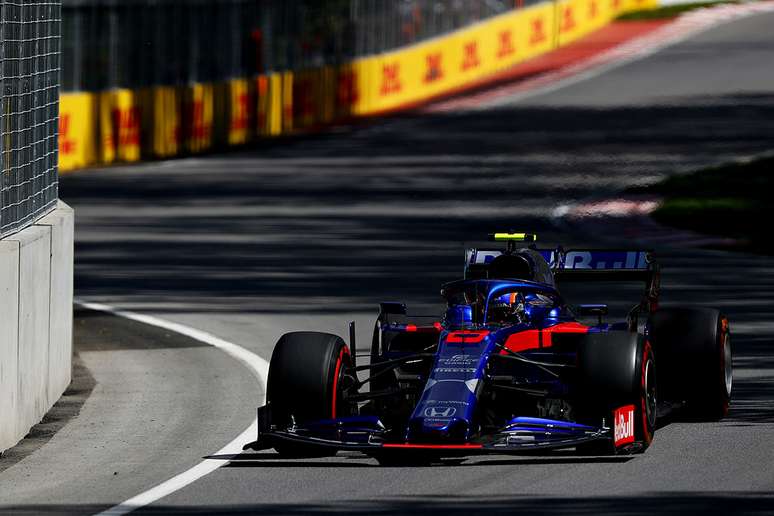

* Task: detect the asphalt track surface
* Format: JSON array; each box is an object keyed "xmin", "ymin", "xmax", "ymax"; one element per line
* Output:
[{"xmin": 3, "ymin": 11, "xmax": 774, "ymax": 515}]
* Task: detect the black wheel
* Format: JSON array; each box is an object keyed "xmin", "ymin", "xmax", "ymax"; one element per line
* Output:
[
  {"xmin": 267, "ymin": 331, "xmax": 354, "ymax": 457},
  {"xmin": 576, "ymin": 332, "xmax": 656, "ymax": 454},
  {"xmin": 649, "ymin": 307, "xmax": 731, "ymax": 420}
]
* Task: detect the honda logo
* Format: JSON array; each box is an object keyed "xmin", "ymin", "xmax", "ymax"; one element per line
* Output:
[{"xmin": 424, "ymin": 406, "xmax": 456, "ymax": 418}]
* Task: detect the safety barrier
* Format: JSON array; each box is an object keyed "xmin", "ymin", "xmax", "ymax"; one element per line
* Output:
[
  {"xmin": 0, "ymin": 202, "xmax": 74, "ymax": 454},
  {"xmin": 58, "ymin": 0, "xmax": 656, "ymax": 172}
]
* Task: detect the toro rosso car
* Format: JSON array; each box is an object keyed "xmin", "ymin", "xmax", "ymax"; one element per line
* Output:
[{"xmin": 244, "ymin": 233, "xmax": 732, "ymax": 463}]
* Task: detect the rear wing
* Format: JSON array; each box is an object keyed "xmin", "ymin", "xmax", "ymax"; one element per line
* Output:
[
  {"xmin": 541, "ymin": 249, "xmax": 654, "ymax": 280},
  {"xmin": 465, "ymin": 248, "xmax": 660, "ymax": 312},
  {"xmin": 466, "ymin": 248, "xmax": 652, "ymax": 271}
]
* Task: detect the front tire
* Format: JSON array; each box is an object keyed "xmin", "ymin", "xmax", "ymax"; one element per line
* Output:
[
  {"xmin": 576, "ymin": 332, "xmax": 656, "ymax": 454},
  {"xmin": 267, "ymin": 331, "xmax": 353, "ymax": 457}
]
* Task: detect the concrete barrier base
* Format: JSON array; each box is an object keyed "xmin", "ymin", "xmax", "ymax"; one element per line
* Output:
[{"xmin": 0, "ymin": 201, "xmax": 74, "ymax": 454}]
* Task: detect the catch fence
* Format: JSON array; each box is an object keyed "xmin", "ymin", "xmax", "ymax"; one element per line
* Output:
[
  {"xmin": 61, "ymin": 0, "xmax": 525, "ymax": 92},
  {"xmin": 0, "ymin": 0, "xmax": 61, "ymax": 237}
]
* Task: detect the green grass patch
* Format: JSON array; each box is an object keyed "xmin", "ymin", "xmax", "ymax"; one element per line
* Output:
[
  {"xmin": 617, "ymin": 1, "xmax": 734, "ymax": 20},
  {"xmin": 632, "ymin": 155, "xmax": 774, "ymax": 252}
]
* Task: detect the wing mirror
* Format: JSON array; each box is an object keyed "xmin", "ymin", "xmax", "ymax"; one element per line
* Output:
[{"xmin": 577, "ymin": 304, "xmax": 608, "ymax": 325}]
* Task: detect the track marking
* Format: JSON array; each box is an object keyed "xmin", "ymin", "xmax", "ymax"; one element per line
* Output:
[
  {"xmin": 553, "ymin": 198, "xmax": 660, "ymax": 219},
  {"xmin": 77, "ymin": 301, "xmax": 269, "ymax": 516}
]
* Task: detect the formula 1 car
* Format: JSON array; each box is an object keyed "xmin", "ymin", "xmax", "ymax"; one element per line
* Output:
[{"xmin": 244, "ymin": 233, "xmax": 732, "ymax": 463}]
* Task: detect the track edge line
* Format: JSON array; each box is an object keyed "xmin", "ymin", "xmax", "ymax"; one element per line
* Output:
[{"xmin": 75, "ymin": 300, "xmax": 268, "ymax": 516}]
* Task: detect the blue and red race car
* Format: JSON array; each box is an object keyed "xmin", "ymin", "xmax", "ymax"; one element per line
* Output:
[{"xmin": 244, "ymin": 233, "xmax": 732, "ymax": 463}]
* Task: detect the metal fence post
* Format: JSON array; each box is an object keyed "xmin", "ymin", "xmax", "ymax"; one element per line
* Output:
[{"xmin": 0, "ymin": 0, "xmax": 5, "ymax": 234}]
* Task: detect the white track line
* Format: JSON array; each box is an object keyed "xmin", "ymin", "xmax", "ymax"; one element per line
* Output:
[{"xmin": 77, "ymin": 300, "xmax": 269, "ymax": 516}]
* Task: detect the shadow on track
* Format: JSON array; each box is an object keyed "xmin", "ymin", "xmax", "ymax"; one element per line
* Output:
[
  {"xmin": 204, "ymin": 451, "xmax": 635, "ymax": 468},
  {"xmin": 4, "ymin": 492, "xmax": 774, "ymax": 515},
  {"xmin": 62, "ymin": 94, "xmax": 774, "ymax": 314}
]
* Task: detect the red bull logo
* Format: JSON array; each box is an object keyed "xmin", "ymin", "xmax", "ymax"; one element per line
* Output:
[{"xmin": 614, "ymin": 405, "xmax": 635, "ymax": 446}]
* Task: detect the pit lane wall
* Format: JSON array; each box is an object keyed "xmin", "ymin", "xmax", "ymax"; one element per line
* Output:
[
  {"xmin": 0, "ymin": 202, "xmax": 74, "ymax": 454},
  {"xmin": 57, "ymin": 0, "xmax": 656, "ymax": 172}
]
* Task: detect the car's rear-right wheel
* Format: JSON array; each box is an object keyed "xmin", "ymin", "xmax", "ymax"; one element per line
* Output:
[{"xmin": 649, "ymin": 307, "xmax": 731, "ymax": 421}]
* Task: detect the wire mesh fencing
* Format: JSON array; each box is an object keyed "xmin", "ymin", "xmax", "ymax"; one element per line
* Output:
[
  {"xmin": 350, "ymin": 0, "xmax": 537, "ymax": 57},
  {"xmin": 0, "ymin": 0, "xmax": 60, "ymax": 238},
  {"xmin": 60, "ymin": 0, "xmax": 529, "ymax": 93}
]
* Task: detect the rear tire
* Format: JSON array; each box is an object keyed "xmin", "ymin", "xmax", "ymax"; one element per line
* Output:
[
  {"xmin": 267, "ymin": 331, "xmax": 353, "ymax": 457},
  {"xmin": 649, "ymin": 307, "xmax": 731, "ymax": 421}
]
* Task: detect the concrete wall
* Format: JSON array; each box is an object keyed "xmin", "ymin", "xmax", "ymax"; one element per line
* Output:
[{"xmin": 0, "ymin": 201, "xmax": 74, "ymax": 454}]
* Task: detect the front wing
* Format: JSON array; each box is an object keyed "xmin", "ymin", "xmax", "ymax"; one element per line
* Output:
[{"xmin": 243, "ymin": 406, "xmax": 614, "ymax": 456}]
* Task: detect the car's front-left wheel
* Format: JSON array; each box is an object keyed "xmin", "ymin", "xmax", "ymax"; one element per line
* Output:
[{"xmin": 267, "ymin": 331, "xmax": 354, "ymax": 457}]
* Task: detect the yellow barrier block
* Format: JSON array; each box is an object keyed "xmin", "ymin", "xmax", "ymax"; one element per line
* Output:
[
  {"xmin": 269, "ymin": 73, "xmax": 283, "ymax": 136},
  {"xmin": 281, "ymin": 71, "xmax": 294, "ymax": 134},
  {"xmin": 257, "ymin": 73, "xmax": 284, "ymax": 137},
  {"xmin": 226, "ymin": 79, "xmax": 251, "ymax": 145},
  {"xmin": 58, "ymin": 92, "xmax": 97, "ymax": 171},
  {"xmin": 182, "ymin": 83, "xmax": 214, "ymax": 153},
  {"xmin": 352, "ymin": 59, "xmax": 376, "ymax": 116},
  {"xmin": 99, "ymin": 88, "xmax": 142, "ymax": 164},
  {"xmin": 152, "ymin": 85, "xmax": 181, "ymax": 158}
]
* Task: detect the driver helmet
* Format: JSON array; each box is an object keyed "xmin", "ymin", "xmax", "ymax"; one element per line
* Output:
[{"xmin": 492, "ymin": 292, "xmax": 526, "ymax": 323}]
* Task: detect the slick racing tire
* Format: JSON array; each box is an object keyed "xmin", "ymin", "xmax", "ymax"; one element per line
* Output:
[
  {"xmin": 267, "ymin": 331, "xmax": 354, "ymax": 458},
  {"xmin": 576, "ymin": 332, "xmax": 657, "ymax": 455},
  {"xmin": 649, "ymin": 307, "xmax": 731, "ymax": 421}
]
